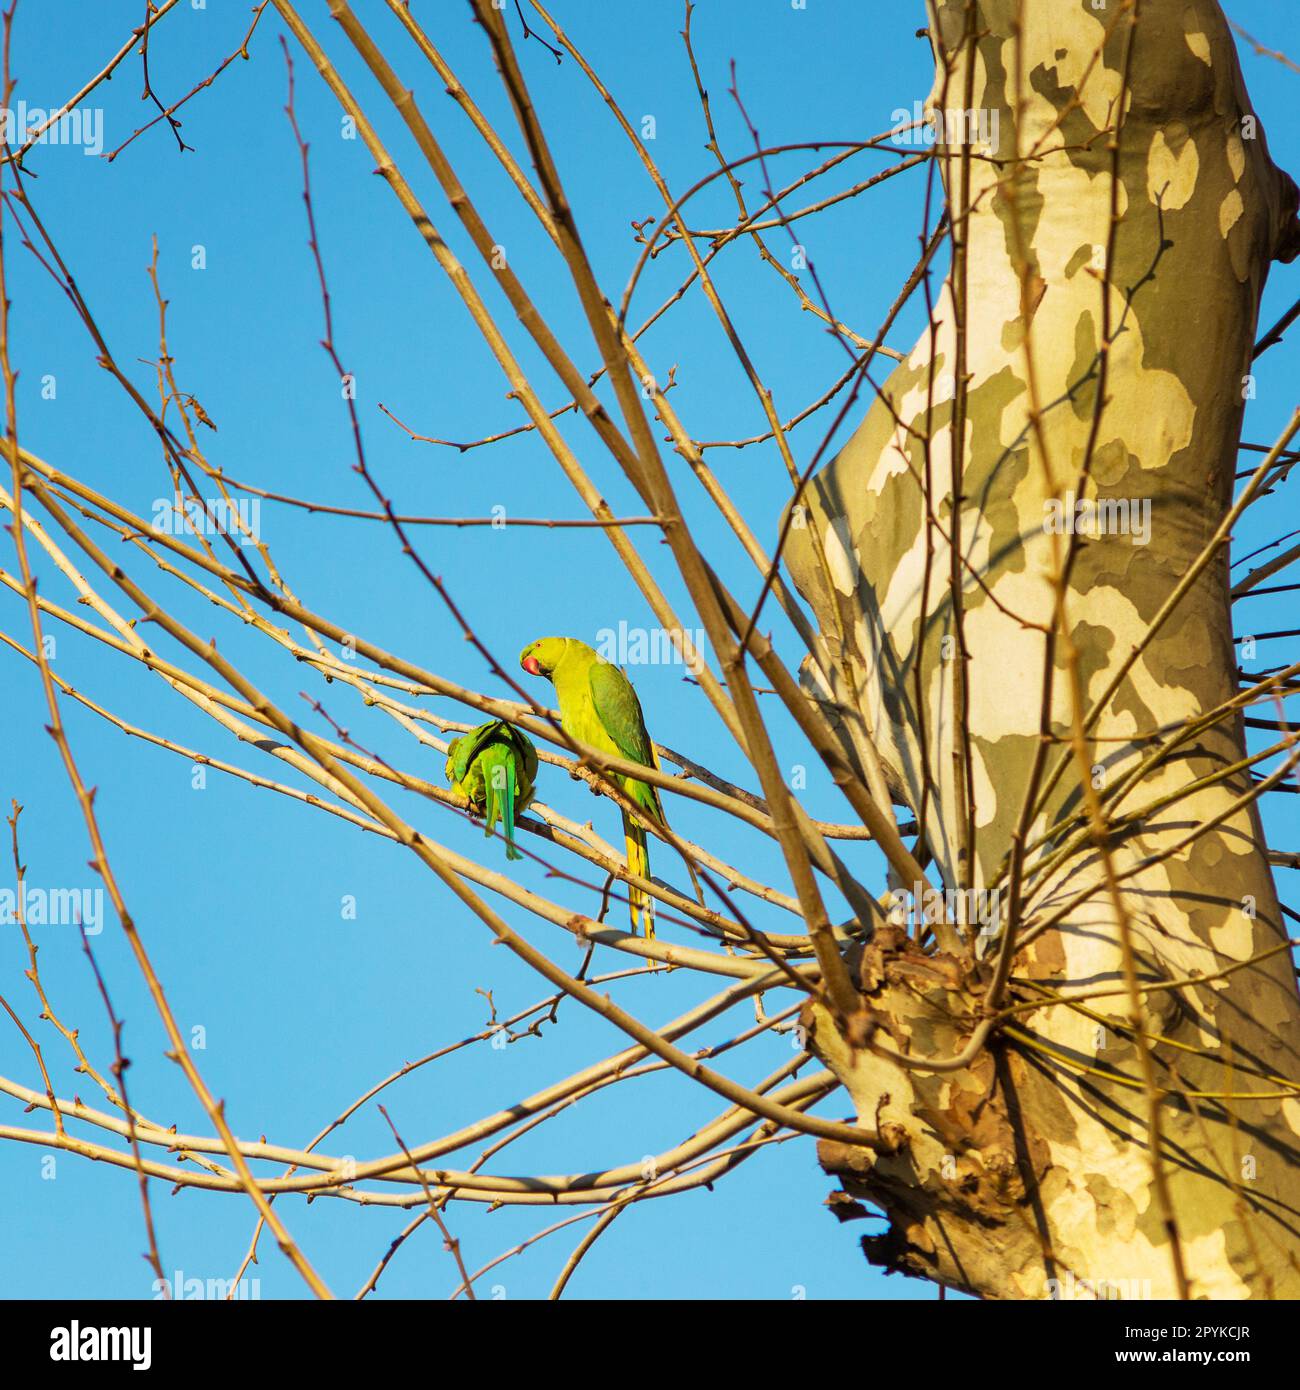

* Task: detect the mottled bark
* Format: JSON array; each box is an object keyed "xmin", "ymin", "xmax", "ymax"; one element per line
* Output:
[{"xmin": 788, "ymin": 0, "xmax": 1300, "ymax": 1298}]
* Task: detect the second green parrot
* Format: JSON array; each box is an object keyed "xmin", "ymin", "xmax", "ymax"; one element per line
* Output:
[
  {"xmin": 520, "ymin": 636, "xmax": 670, "ymax": 937},
  {"xmin": 445, "ymin": 719, "xmax": 538, "ymax": 862}
]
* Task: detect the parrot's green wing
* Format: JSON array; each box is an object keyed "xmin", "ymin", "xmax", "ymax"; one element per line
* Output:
[
  {"xmin": 588, "ymin": 662, "xmax": 652, "ymax": 762},
  {"xmin": 446, "ymin": 720, "xmax": 509, "ymax": 788},
  {"xmin": 588, "ymin": 661, "xmax": 663, "ymax": 819},
  {"xmin": 502, "ymin": 725, "xmax": 538, "ymax": 808},
  {"xmin": 586, "ymin": 658, "xmax": 666, "ymax": 934}
]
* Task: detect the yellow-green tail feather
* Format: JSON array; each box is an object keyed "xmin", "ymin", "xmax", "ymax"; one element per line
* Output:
[{"xmin": 623, "ymin": 812, "xmax": 654, "ymax": 939}]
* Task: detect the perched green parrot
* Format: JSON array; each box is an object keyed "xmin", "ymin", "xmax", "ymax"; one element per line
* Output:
[
  {"xmin": 444, "ymin": 719, "xmax": 538, "ymax": 862},
  {"xmin": 520, "ymin": 636, "xmax": 670, "ymax": 937}
]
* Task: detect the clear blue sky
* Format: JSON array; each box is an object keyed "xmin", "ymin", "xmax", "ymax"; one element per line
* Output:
[{"xmin": 1, "ymin": 0, "xmax": 1297, "ymax": 1300}]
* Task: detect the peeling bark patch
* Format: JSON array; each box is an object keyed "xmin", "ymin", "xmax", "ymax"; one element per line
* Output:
[
  {"xmin": 1083, "ymin": 1171, "xmax": 1134, "ymax": 1238},
  {"xmin": 1219, "ymin": 186, "xmax": 1244, "ymax": 238},
  {"xmin": 1226, "ymin": 132, "xmax": 1246, "ymax": 184},
  {"xmin": 1183, "ymin": 31, "xmax": 1212, "ymax": 67},
  {"xmin": 822, "ymin": 516, "xmax": 861, "ymax": 596},
  {"xmin": 1147, "ymin": 127, "xmax": 1199, "ymax": 210}
]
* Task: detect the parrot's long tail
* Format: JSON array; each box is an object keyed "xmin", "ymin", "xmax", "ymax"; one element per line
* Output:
[
  {"xmin": 502, "ymin": 761, "xmax": 520, "ymax": 861},
  {"xmin": 486, "ymin": 752, "xmax": 522, "ymax": 862},
  {"xmin": 622, "ymin": 812, "xmax": 654, "ymax": 939}
]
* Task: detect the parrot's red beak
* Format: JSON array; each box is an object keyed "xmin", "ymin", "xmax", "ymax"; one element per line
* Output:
[{"xmin": 522, "ymin": 655, "xmax": 541, "ymax": 676}]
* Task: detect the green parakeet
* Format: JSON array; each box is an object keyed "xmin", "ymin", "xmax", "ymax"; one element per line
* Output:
[
  {"xmin": 444, "ymin": 719, "xmax": 538, "ymax": 862},
  {"xmin": 520, "ymin": 636, "xmax": 668, "ymax": 937}
]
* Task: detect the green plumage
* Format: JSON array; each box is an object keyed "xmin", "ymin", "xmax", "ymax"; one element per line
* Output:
[
  {"xmin": 519, "ymin": 636, "xmax": 674, "ymax": 936},
  {"xmin": 445, "ymin": 720, "xmax": 538, "ymax": 861}
]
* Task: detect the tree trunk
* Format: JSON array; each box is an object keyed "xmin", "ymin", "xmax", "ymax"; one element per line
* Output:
[{"xmin": 787, "ymin": 0, "xmax": 1300, "ymax": 1299}]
